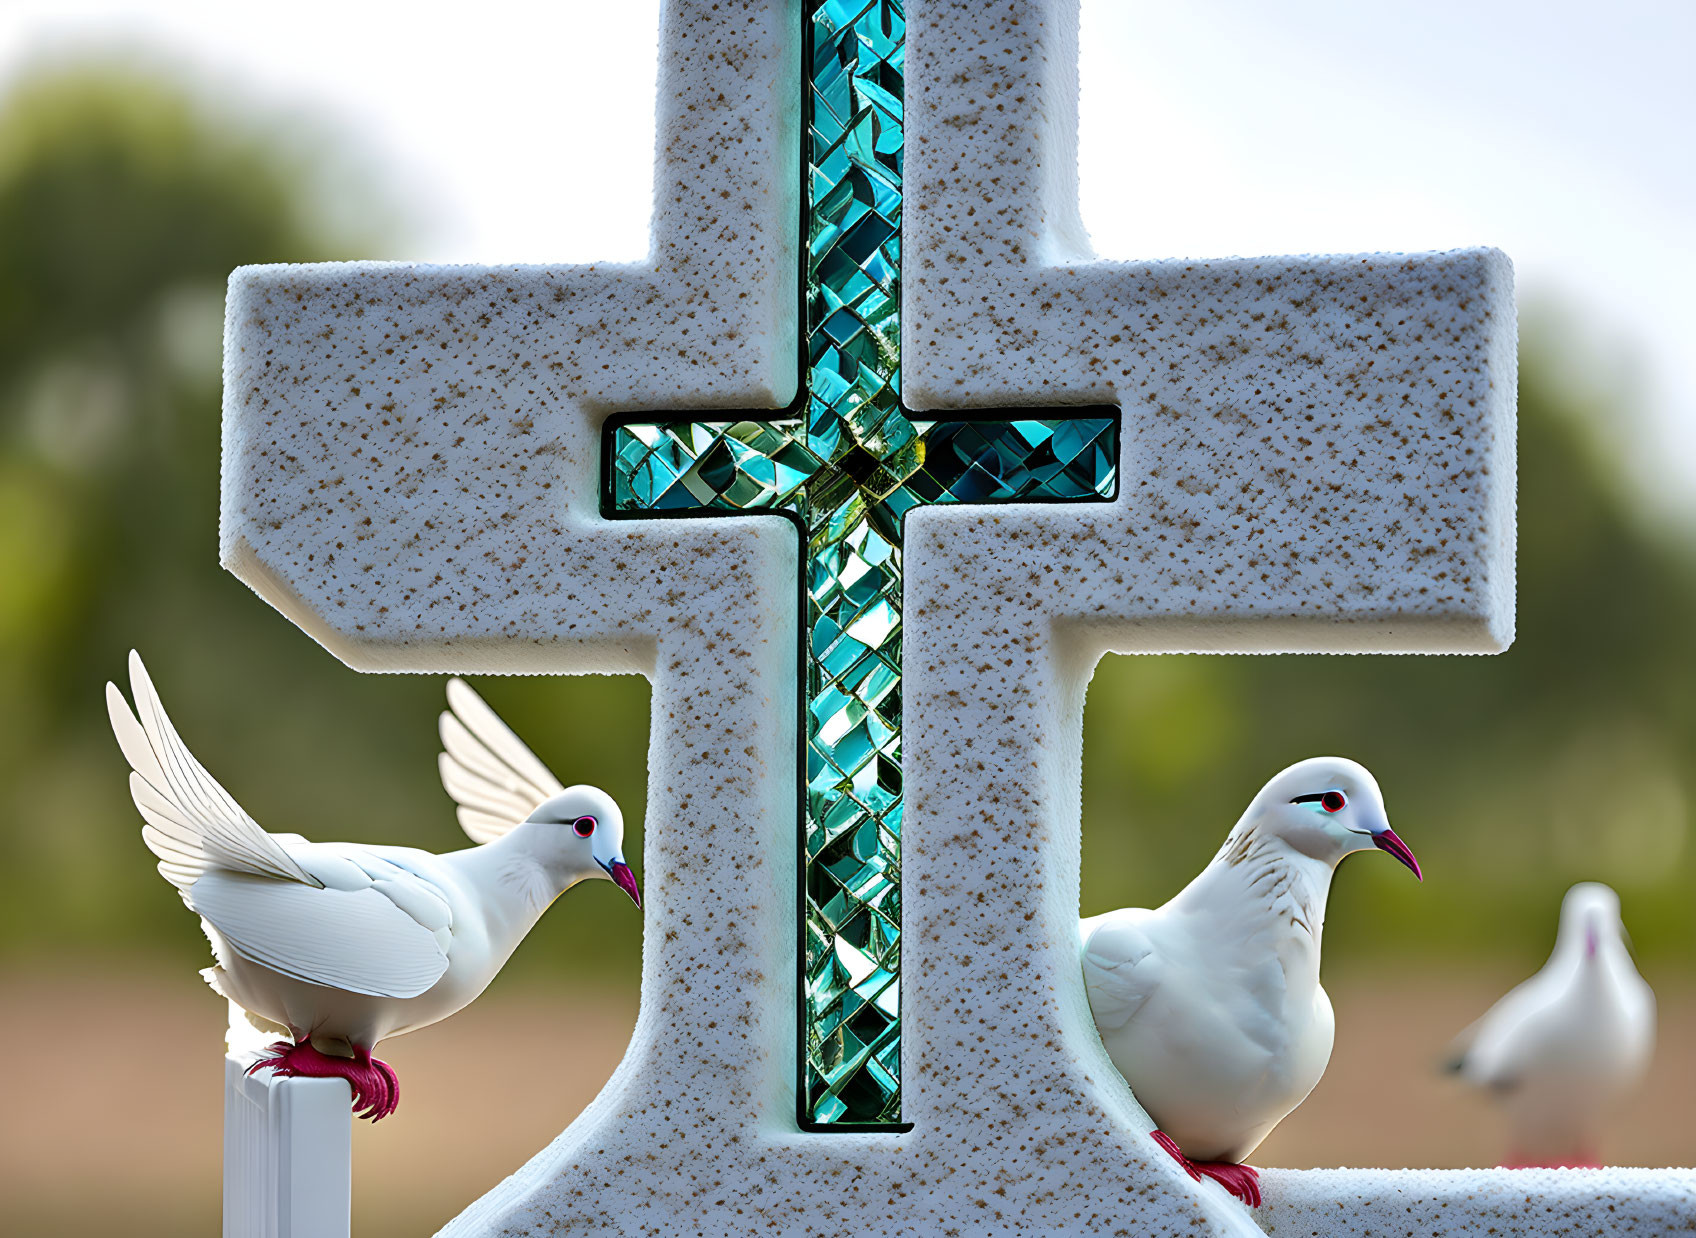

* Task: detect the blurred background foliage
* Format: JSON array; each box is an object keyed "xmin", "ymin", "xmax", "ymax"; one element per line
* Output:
[
  {"xmin": 0, "ymin": 55, "xmax": 1691, "ymax": 997},
  {"xmin": 0, "ymin": 58, "xmax": 654, "ymax": 982}
]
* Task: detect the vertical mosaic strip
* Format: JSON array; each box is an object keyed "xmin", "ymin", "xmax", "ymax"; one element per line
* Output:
[{"xmin": 607, "ymin": 0, "xmax": 1117, "ymax": 1127}]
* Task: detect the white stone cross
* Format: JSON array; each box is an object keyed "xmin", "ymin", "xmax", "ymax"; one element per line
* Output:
[{"xmin": 220, "ymin": 1, "xmax": 1689, "ymax": 1233}]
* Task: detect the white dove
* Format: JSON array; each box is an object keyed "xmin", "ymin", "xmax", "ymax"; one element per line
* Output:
[
  {"xmin": 1080, "ymin": 757, "xmax": 1421, "ymax": 1207},
  {"xmin": 106, "ymin": 651, "xmax": 640, "ymax": 1121},
  {"xmin": 1447, "ymin": 881, "xmax": 1654, "ymax": 1168}
]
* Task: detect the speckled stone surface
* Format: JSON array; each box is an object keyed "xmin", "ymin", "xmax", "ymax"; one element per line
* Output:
[
  {"xmin": 211, "ymin": 1, "xmax": 1643, "ymax": 1234},
  {"xmin": 1258, "ymin": 1168, "xmax": 1696, "ymax": 1235}
]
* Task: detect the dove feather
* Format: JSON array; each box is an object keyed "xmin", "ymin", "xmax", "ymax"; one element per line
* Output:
[
  {"xmin": 190, "ymin": 869, "xmax": 449, "ymax": 999},
  {"xmin": 438, "ymin": 714, "xmax": 530, "ymax": 793},
  {"xmin": 1080, "ymin": 913, "xmax": 1162, "ymax": 1032},
  {"xmin": 438, "ymin": 754, "xmax": 538, "ymax": 824},
  {"xmin": 139, "ymin": 820, "xmax": 205, "ymax": 868},
  {"xmin": 444, "ymin": 679, "xmax": 563, "ymax": 798},
  {"xmin": 129, "ymin": 769, "xmax": 216, "ymax": 891},
  {"xmin": 158, "ymin": 860, "xmax": 200, "ymax": 888},
  {"xmin": 110, "ymin": 652, "xmax": 318, "ymax": 889},
  {"xmin": 457, "ymin": 808, "xmax": 512, "ymax": 845},
  {"xmin": 107, "ymin": 681, "xmax": 169, "ymax": 792},
  {"xmin": 130, "ymin": 652, "xmax": 311, "ymax": 883},
  {"xmin": 1455, "ymin": 975, "xmax": 1564, "ymax": 1089},
  {"xmin": 437, "ymin": 678, "xmax": 564, "ymax": 842},
  {"xmin": 130, "ymin": 774, "xmax": 205, "ymax": 839}
]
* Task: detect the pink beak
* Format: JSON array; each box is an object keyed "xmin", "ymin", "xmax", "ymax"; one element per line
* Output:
[
  {"xmin": 606, "ymin": 859, "xmax": 642, "ymax": 907},
  {"xmin": 1372, "ymin": 828, "xmax": 1422, "ymax": 881}
]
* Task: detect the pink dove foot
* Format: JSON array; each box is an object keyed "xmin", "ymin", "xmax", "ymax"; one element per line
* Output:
[
  {"xmin": 246, "ymin": 1039, "xmax": 401, "ymax": 1121},
  {"xmin": 1151, "ymin": 1130, "xmax": 1262, "ymax": 1208}
]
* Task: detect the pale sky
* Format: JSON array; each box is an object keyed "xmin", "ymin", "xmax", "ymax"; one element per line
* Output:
[{"xmin": 2, "ymin": 0, "xmax": 1691, "ymax": 523}]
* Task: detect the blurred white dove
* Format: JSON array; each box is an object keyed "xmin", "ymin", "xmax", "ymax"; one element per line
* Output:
[
  {"xmin": 107, "ymin": 651, "xmax": 640, "ymax": 1121},
  {"xmin": 1447, "ymin": 881, "xmax": 1654, "ymax": 1167},
  {"xmin": 1080, "ymin": 757, "xmax": 1421, "ymax": 1207}
]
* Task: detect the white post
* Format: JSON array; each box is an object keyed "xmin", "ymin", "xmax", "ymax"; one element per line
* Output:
[{"xmin": 223, "ymin": 1047, "xmax": 352, "ymax": 1238}]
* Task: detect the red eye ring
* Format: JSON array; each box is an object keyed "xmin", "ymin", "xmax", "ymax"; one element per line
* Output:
[
  {"xmin": 1321, "ymin": 791, "xmax": 1346, "ymax": 813},
  {"xmin": 573, "ymin": 816, "xmax": 596, "ymax": 838}
]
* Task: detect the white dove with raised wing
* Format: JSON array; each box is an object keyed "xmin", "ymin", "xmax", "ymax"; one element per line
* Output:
[
  {"xmin": 1080, "ymin": 756, "xmax": 1421, "ymax": 1207},
  {"xmin": 1447, "ymin": 881, "xmax": 1654, "ymax": 1167},
  {"xmin": 107, "ymin": 652, "xmax": 640, "ymax": 1120}
]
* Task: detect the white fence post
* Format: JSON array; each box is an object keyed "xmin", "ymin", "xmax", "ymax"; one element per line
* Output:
[{"xmin": 223, "ymin": 1052, "xmax": 352, "ymax": 1238}]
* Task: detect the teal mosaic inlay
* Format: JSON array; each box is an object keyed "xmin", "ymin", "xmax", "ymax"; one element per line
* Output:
[{"xmin": 605, "ymin": 0, "xmax": 1119, "ymax": 1128}]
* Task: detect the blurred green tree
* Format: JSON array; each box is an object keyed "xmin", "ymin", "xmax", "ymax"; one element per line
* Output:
[
  {"xmin": 0, "ymin": 60, "xmax": 652, "ymax": 979},
  {"xmin": 0, "ymin": 58, "xmax": 1688, "ymax": 990}
]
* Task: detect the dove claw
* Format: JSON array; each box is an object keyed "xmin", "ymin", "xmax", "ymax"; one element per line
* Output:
[
  {"xmin": 1149, "ymin": 1130, "xmax": 1203, "ymax": 1182},
  {"xmin": 244, "ymin": 1039, "xmax": 401, "ymax": 1122},
  {"xmin": 1149, "ymin": 1130, "xmax": 1261, "ymax": 1208},
  {"xmin": 1193, "ymin": 1160, "xmax": 1261, "ymax": 1208}
]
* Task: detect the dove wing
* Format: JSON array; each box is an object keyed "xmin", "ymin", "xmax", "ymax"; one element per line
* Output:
[
  {"xmin": 189, "ymin": 848, "xmax": 452, "ymax": 999},
  {"xmin": 1450, "ymin": 973, "xmax": 1558, "ymax": 1089},
  {"xmin": 1080, "ymin": 912, "xmax": 1164, "ymax": 1032},
  {"xmin": 107, "ymin": 651, "xmax": 318, "ymax": 895},
  {"xmin": 437, "ymin": 678, "xmax": 564, "ymax": 843}
]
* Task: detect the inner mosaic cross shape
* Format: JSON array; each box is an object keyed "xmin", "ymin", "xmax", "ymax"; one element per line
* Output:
[{"xmin": 607, "ymin": 0, "xmax": 1116, "ymax": 1129}]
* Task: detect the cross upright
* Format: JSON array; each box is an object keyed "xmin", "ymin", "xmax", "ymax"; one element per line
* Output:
[
  {"xmin": 221, "ymin": 1, "xmax": 1524, "ymax": 1234},
  {"xmin": 607, "ymin": 0, "xmax": 1117, "ymax": 1131}
]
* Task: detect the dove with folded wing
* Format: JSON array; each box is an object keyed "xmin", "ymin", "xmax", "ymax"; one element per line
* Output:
[
  {"xmin": 1447, "ymin": 881, "xmax": 1654, "ymax": 1168},
  {"xmin": 1081, "ymin": 757, "xmax": 1421, "ymax": 1207},
  {"xmin": 107, "ymin": 652, "xmax": 639, "ymax": 1120}
]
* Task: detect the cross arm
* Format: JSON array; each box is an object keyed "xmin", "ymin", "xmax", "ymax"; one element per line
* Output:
[
  {"xmin": 218, "ymin": 260, "xmax": 798, "ymax": 671},
  {"xmin": 909, "ymin": 250, "xmax": 1516, "ymax": 652}
]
